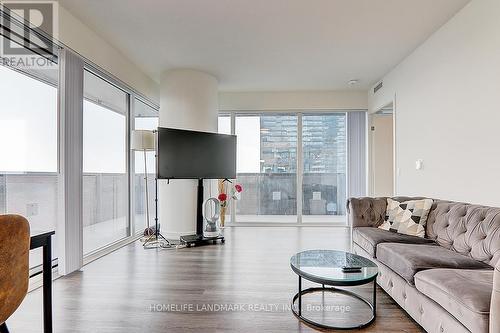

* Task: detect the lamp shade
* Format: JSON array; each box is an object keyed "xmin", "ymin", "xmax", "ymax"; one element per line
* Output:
[{"xmin": 131, "ymin": 130, "xmax": 155, "ymax": 151}]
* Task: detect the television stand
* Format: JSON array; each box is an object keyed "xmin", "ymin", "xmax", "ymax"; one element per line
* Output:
[
  {"xmin": 179, "ymin": 178, "xmax": 225, "ymax": 247},
  {"xmin": 180, "ymin": 234, "xmax": 225, "ymax": 247}
]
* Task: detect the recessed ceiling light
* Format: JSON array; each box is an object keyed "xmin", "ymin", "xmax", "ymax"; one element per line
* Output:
[{"xmin": 348, "ymin": 79, "xmax": 359, "ymax": 86}]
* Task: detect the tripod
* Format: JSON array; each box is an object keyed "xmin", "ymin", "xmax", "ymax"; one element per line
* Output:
[
  {"xmin": 142, "ymin": 131, "xmax": 171, "ymax": 249},
  {"xmin": 142, "ymin": 175, "xmax": 171, "ymax": 248}
]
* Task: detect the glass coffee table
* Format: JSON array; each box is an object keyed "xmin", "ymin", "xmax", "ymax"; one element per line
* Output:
[{"xmin": 290, "ymin": 249, "xmax": 378, "ymax": 330}]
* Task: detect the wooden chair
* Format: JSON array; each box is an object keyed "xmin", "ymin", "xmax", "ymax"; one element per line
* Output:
[{"xmin": 0, "ymin": 215, "xmax": 30, "ymax": 333}]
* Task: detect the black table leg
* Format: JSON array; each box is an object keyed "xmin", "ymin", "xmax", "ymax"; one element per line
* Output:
[
  {"xmin": 0, "ymin": 323, "xmax": 9, "ymax": 333},
  {"xmin": 42, "ymin": 236, "xmax": 52, "ymax": 333},
  {"xmin": 298, "ymin": 276, "xmax": 302, "ymax": 316},
  {"xmin": 373, "ymin": 279, "xmax": 377, "ymax": 316}
]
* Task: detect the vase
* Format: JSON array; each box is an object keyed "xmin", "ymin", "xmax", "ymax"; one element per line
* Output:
[{"xmin": 220, "ymin": 206, "xmax": 226, "ymax": 228}]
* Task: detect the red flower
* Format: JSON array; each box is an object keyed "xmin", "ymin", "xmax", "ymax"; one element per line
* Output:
[
  {"xmin": 218, "ymin": 193, "xmax": 227, "ymax": 202},
  {"xmin": 235, "ymin": 184, "xmax": 243, "ymax": 193}
]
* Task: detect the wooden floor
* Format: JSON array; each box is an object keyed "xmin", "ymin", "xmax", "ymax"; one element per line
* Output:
[{"xmin": 8, "ymin": 227, "xmax": 424, "ymax": 333}]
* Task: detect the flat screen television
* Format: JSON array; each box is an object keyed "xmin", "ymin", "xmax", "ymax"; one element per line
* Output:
[{"xmin": 157, "ymin": 127, "xmax": 237, "ymax": 180}]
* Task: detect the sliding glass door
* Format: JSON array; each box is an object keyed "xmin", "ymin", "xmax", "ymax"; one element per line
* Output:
[
  {"xmin": 234, "ymin": 114, "xmax": 298, "ymax": 222},
  {"xmin": 302, "ymin": 114, "xmax": 347, "ymax": 222},
  {"xmin": 82, "ymin": 70, "xmax": 129, "ymax": 254},
  {"xmin": 0, "ymin": 63, "xmax": 59, "ymax": 268},
  {"xmin": 218, "ymin": 112, "xmax": 351, "ymax": 224},
  {"xmin": 0, "ymin": 7, "xmax": 161, "ymax": 273}
]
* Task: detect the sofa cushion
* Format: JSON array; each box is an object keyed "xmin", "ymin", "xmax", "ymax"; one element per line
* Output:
[
  {"xmin": 353, "ymin": 227, "xmax": 435, "ymax": 258},
  {"xmin": 415, "ymin": 269, "xmax": 493, "ymax": 333},
  {"xmin": 377, "ymin": 243, "xmax": 492, "ymax": 284}
]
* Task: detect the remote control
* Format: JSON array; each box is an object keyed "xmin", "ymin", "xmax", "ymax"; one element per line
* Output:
[{"xmin": 342, "ymin": 266, "xmax": 362, "ymax": 273}]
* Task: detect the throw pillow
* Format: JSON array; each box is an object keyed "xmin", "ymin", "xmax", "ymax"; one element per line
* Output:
[{"xmin": 378, "ymin": 198, "xmax": 434, "ymax": 237}]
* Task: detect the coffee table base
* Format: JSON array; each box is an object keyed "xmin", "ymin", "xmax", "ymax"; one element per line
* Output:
[{"xmin": 291, "ymin": 284, "xmax": 376, "ymax": 330}]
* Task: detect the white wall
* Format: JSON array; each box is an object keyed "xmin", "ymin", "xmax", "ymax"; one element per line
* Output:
[
  {"xmin": 368, "ymin": 0, "xmax": 500, "ymax": 206},
  {"xmin": 220, "ymin": 90, "xmax": 367, "ymax": 111},
  {"xmin": 57, "ymin": 6, "xmax": 159, "ymax": 103}
]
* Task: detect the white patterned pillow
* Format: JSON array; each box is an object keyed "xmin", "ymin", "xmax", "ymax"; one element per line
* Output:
[{"xmin": 378, "ymin": 198, "xmax": 434, "ymax": 238}]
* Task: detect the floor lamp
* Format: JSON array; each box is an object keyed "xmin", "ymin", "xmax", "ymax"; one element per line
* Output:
[
  {"xmin": 131, "ymin": 130, "xmax": 171, "ymax": 249},
  {"xmin": 131, "ymin": 130, "xmax": 155, "ymax": 236}
]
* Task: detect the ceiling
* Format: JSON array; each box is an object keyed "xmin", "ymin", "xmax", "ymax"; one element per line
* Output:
[{"xmin": 58, "ymin": 0, "xmax": 470, "ymax": 91}]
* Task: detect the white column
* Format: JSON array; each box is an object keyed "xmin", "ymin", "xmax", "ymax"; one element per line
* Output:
[{"xmin": 159, "ymin": 69, "xmax": 218, "ymax": 239}]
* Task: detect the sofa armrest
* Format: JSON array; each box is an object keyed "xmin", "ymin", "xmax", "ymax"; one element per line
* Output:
[
  {"xmin": 491, "ymin": 261, "xmax": 500, "ymax": 333},
  {"xmin": 347, "ymin": 197, "xmax": 387, "ymax": 228}
]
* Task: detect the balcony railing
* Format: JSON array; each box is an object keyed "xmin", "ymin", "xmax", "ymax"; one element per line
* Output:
[
  {"xmin": 0, "ymin": 171, "xmax": 346, "ymax": 232},
  {"xmin": 0, "ymin": 172, "xmax": 154, "ymax": 228},
  {"xmin": 235, "ymin": 172, "xmax": 346, "ymax": 216}
]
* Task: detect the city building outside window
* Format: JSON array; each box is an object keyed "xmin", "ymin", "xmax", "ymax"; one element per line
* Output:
[{"xmin": 218, "ymin": 112, "xmax": 351, "ymax": 224}]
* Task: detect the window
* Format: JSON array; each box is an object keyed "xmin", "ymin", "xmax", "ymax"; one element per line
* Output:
[
  {"xmin": 0, "ymin": 66, "xmax": 58, "ymax": 172},
  {"xmin": 133, "ymin": 99, "xmax": 158, "ymax": 234},
  {"xmin": 234, "ymin": 114, "xmax": 298, "ymax": 222},
  {"xmin": 0, "ymin": 63, "xmax": 59, "ymax": 268},
  {"xmin": 0, "ymin": 10, "xmax": 161, "ymax": 272},
  {"xmin": 302, "ymin": 114, "xmax": 346, "ymax": 221},
  {"xmin": 218, "ymin": 115, "xmax": 231, "ymax": 135},
  {"xmin": 82, "ymin": 70, "xmax": 129, "ymax": 254},
  {"xmin": 219, "ymin": 112, "xmax": 352, "ymax": 223}
]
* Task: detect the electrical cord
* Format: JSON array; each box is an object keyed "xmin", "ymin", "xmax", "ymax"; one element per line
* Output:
[{"xmin": 140, "ymin": 234, "xmax": 186, "ymax": 249}]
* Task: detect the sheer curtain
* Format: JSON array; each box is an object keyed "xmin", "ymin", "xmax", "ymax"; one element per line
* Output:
[{"xmin": 347, "ymin": 111, "xmax": 367, "ymax": 198}]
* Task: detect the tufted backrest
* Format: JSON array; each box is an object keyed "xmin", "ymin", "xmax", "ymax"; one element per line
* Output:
[
  {"xmin": 348, "ymin": 196, "xmax": 500, "ymax": 267},
  {"xmin": 426, "ymin": 200, "xmax": 500, "ymax": 267}
]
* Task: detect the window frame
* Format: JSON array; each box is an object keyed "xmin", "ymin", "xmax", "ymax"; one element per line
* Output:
[
  {"xmin": 301, "ymin": 112, "xmax": 348, "ymax": 222},
  {"xmin": 81, "ymin": 67, "xmax": 131, "ymax": 256},
  {"xmin": 0, "ymin": 6, "xmax": 161, "ymax": 274},
  {"xmin": 80, "ymin": 65, "xmax": 159, "ymax": 260},
  {"xmin": 219, "ymin": 110, "xmax": 353, "ymax": 226}
]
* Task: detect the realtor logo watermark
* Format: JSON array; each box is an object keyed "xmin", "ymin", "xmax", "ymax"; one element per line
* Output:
[
  {"xmin": 149, "ymin": 303, "xmax": 351, "ymax": 314},
  {"xmin": 0, "ymin": 0, "xmax": 58, "ymax": 68}
]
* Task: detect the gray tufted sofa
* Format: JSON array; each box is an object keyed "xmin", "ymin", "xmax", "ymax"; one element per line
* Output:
[{"xmin": 347, "ymin": 196, "xmax": 500, "ymax": 333}]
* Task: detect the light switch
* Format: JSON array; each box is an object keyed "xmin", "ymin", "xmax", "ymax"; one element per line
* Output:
[{"xmin": 416, "ymin": 159, "xmax": 423, "ymax": 170}]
